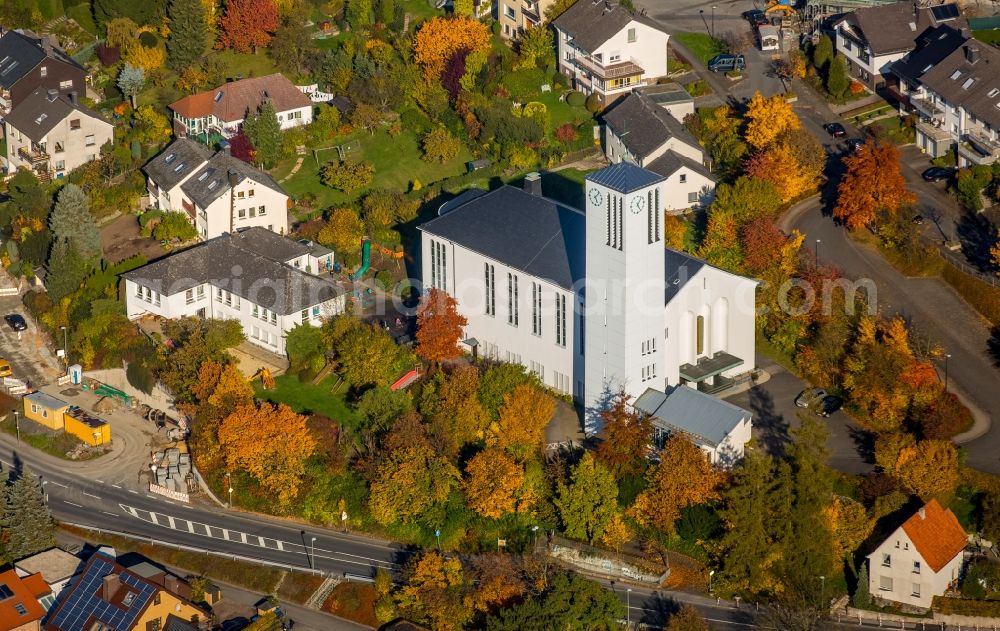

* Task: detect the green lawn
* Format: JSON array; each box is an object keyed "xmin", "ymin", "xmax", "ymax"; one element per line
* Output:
[
  {"xmin": 212, "ymin": 50, "xmax": 281, "ymax": 79},
  {"xmin": 973, "ymin": 29, "xmax": 1000, "ymax": 46},
  {"xmin": 66, "ymin": 4, "xmax": 99, "ymax": 36},
  {"xmin": 673, "ymin": 32, "xmax": 727, "ymax": 65},
  {"xmin": 0, "ymin": 417, "xmax": 101, "ymax": 460},
  {"xmin": 275, "ymin": 128, "xmax": 472, "ymax": 212},
  {"xmin": 254, "ymin": 374, "xmax": 362, "ymax": 428}
]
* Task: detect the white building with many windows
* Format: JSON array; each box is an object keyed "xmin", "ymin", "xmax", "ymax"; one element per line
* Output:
[
  {"xmin": 143, "ymin": 138, "xmax": 289, "ymax": 240},
  {"xmin": 122, "ymin": 228, "xmax": 342, "ymax": 355},
  {"xmin": 419, "ymin": 163, "xmax": 757, "ymax": 434},
  {"xmin": 866, "ymin": 499, "xmax": 967, "ymax": 610},
  {"xmin": 553, "ymin": 0, "xmax": 670, "ymax": 106}
]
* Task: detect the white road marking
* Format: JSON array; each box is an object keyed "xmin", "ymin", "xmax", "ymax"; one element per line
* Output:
[
  {"xmin": 167, "ymin": 516, "xmax": 176, "ymax": 528},
  {"xmin": 63, "ymin": 501, "xmax": 82, "ymax": 508},
  {"xmin": 257, "ymin": 536, "xmax": 265, "ymax": 547},
  {"xmin": 276, "ymin": 540, "xmax": 284, "ymax": 551},
  {"xmin": 48, "ymin": 481, "xmax": 67, "ymax": 488},
  {"xmin": 149, "ymin": 512, "xmax": 159, "ymax": 525},
  {"xmin": 128, "ymin": 490, "xmax": 138, "ymax": 494},
  {"xmin": 240, "ymin": 532, "xmax": 247, "ymax": 544},
  {"xmin": 223, "ymin": 529, "xmax": 230, "ymax": 541},
  {"xmin": 112, "ymin": 484, "xmax": 121, "ymax": 489},
  {"xmin": 83, "ymin": 492, "xmax": 100, "ymax": 500},
  {"xmin": 102, "ymin": 511, "xmax": 118, "ymax": 517},
  {"xmin": 95, "ymin": 480, "xmax": 104, "ymax": 483},
  {"xmin": 186, "ymin": 521, "xmax": 194, "ymax": 533}
]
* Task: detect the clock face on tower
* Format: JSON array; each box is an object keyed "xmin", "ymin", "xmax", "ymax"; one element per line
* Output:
[
  {"xmin": 588, "ymin": 187, "xmax": 603, "ymax": 207},
  {"xmin": 630, "ymin": 195, "xmax": 646, "ymax": 214}
]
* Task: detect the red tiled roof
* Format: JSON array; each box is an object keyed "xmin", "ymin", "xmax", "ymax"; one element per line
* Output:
[
  {"xmin": 0, "ymin": 569, "xmax": 49, "ymax": 630},
  {"xmin": 168, "ymin": 73, "xmax": 311, "ymax": 123},
  {"xmin": 901, "ymin": 499, "xmax": 967, "ymax": 573}
]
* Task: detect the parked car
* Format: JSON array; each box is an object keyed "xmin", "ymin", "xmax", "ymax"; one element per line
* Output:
[
  {"xmin": 818, "ymin": 395, "xmax": 844, "ymax": 417},
  {"xmin": 708, "ymin": 54, "xmax": 746, "ymax": 73},
  {"xmin": 743, "ymin": 9, "xmax": 767, "ymax": 25},
  {"xmin": 0, "ymin": 359, "xmax": 11, "ymax": 378},
  {"xmin": 825, "ymin": 122, "xmax": 847, "ymax": 138},
  {"xmin": 912, "ymin": 214, "xmax": 925, "ymax": 225},
  {"xmin": 795, "ymin": 387, "xmax": 827, "ymax": 408},
  {"xmin": 922, "ymin": 166, "xmax": 955, "ymax": 182},
  {"xmin": 4, "ymin": 314, "xmax": 27, "ymax": 331},
  {"xmin": 846, "ymin": 138, "xmax": 865, "ymax": 152}
]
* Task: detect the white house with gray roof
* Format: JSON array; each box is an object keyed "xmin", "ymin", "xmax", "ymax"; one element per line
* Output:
[
  {"xmin": 143, "ymin": 138, "xmax": 289, "ymax": 240},
  {"xmin": 602, "ymin": 86, "xmax": 717, "ymax": 212},
  {"xmin": 635, "ymin": 385, "xmax": 752, "ymax": 466},
  {"xmin": 419, "ymin": 163, "xmax": 757, "ymax": 434},
  {"xmin": 122, "ymin": 227, "xmax": 342, "ymax": 355},
  {"xmin": 553, "ymin": 0, "xmax": 670, "ymax": 106}
]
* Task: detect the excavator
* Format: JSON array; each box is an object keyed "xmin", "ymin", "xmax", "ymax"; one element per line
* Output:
[{"xmin": 764, "ymin": 0, "xmax": 796, "ymax": 16}]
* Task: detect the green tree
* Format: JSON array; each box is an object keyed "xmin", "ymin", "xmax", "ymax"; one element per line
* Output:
[
  {"xmin": 479, "ymin": 363, "xmax": 534, "ymax": 419},
  {"xmin": 117, "ymin": 64, "xmax": 146, "ymax": 108},
  {"xmin": 336, "ymin": 323, "xmax": 406, "ymax": 387},
  {"xmin": 554, "ymin": 452, "xmax": 619, "ymax": 544},
  {"xmin": 45, "ymin": 244, "xmax": 89, "ymax": 301},
  {"xmin": 285, "ymin": 323, "xmax": 326, "ymax": 374},
  {"xmin": 853, "ymin": 563, "xmax": 872, "ymax": 608},
  {"xmin": 6, "ymin": 169, "xmax": 49, "ymax": 221},
  {"xmin": 94, "ymin": 0, "xmax": 165, "ymax": 29},
  {"xmin": 166, "ymin": 0, "xmax": 208, "ymax": 70},
  {"xmin": 812, "ymin": 34, "xmax": 833, "ymax": 72},
  {"xmin": 309, "ymin": 104, "xmax": 342, "ymax": 145},
  {"xmin": 346, "ymin": 0, "xmax": 374, "ymax": 29},
  {"xmin": 356, "ymin": 386, "xmax": 410, "ymax": 432},
  {"xmin": 376, "ymin": 0, "xmax": 395, "ymax": 24},
  {"xmin": 667, "ymin": 604, "xmax": 710, "ymax": 631},
  {"xmin": 486, "ymin": 572, "xmax": 625, "ymax": 631},
  {"xmin": 243, "ymin": 101, "xmax": 283, "ymax": 168},
  {"xmin": 453, "ymin": 0, "xmax": 473, "ymax": 17},
  {"xmin": 369, "ymin": 445, "xmax": 460, "ymax": 526},
  {"xmin": 49, "ymin": 184, "xmax": 101, "ymax": 261},
  {"xmin": 160, "ymin": 318, "xmax": 245, "ymax": 402},
  {"xmin": 421, "ymin": 127, "xmax": 461, "ymax": 163},
  {"xmin": 825, "ymin": 54, "xmax": 850, "ymax": 98},
  {"xmin": 1, "ymin": 466, "xmax": 55, "ymax": 561},
  {"xmin": 981, "ymin": 491, "xmax": 1000, "ymax": 543},
  {"xmin": 321, "ymin": 161, "xmax": 376, "ymax": 193}
]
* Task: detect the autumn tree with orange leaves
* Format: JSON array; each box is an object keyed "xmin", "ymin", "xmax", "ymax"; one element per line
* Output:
[
  {"xmin": 488, "ymin": 383, "xmax": 556, "ymax": 457},
  {"xmin": 595, "ymin": 389, "xmax": 652, "ymax": 480},
  {"xmin": 629, "ymin": 434, "xmax": 725, "ymax": 533},
  {"xmin": 416, "ymin": 288, "xmax": 468, "ymax": 365},
  {"xmin": 396, "ymin": 552, "xmax": 470, "ymax": 631},
  {"xmin": 469, "ymin": 554, "xmax": 526, "ymax": 614},
  {"xmin": 894, "ymin": 439, "xmax": 959, "ymax": 499},
  {"xmin": 463, "ymin": 447, "xmax": 534, "ymax": 519},
  {"xmin": 190, "ymin": 361, "xmax": 255, "ymax": 470},
  {"xmin": 216, "ymin": 0, "xmax": 279, "ymax": 54},
  {"xmin": 743, "ymin": 91, "xmax": 800, "ymax": 150},
  {"xmin": 834, "ymin": 140, "xmax": 916, "ymax": 230},
  {"xmin": 414, "ymin": 17, "xmax": 491, "ymax": 79},
  {"xmin": 218, "ymin": 402, "xmax": 317, "ymax": 505}
]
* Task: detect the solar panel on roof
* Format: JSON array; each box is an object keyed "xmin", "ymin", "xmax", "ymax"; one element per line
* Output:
[
  {"xmin": 931, "ymin": 4, "xmax": 959, "ymax": 21},
  {"xmin": 48, "ymin": 556, "xmax": 156, "ymax": 631}
]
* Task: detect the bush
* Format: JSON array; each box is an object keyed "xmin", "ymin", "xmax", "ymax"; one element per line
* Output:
[
  {"xmin": 942, "ymin": 263, "xmax": 1000, "ymax": 326},
  {"xmin": 152, "ymin": 212, "xmax": 197, "ymax": 242},
  {"xmin": 126, "ymin": 361, "xmax": 156, "ymax": 395},
  {"xmin": 138, "ymin": 32, "xmax": 158, "ymax": 47},
  {"xmin": 584, "ymin": 93, "xmax": 602, "ymax": 114},
  {"xmin": 322, "ymin": 161, "xmax": 376, "ymax": 193},
  {"xmin": 374, "ymin": 269, "xmax": 392, "ymax": 290},
  {"xmin": 917, "ymin": 392, "xmax": 973, "ymax": 439},
  {"xmin": 421, "ymin": 127, "xmax": 461, "ymax": 164},
  {"xmin": 566, "ymin": 90, "xmax": 585, "ymax": 107}
]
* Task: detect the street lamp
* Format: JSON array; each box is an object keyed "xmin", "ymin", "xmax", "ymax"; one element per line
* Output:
[
  {"xmin": 699, "ymin": 9, "xmax": 710, "ymax": 37},
  {"xmin": 224, "ymin": 471, "xmax": 232, "ymax": 508},
  {"xmin": 434, "ymin": 529, "xmax": 441, "ymax": 552},
  {"xmin": 944, "ymin": 353, "xmax": 952, "ymax": 391},
  {"xmin": 59, "ymin": 326, "xmax": 68, "ymax": 369},
  {"xmin": 712, "ymin": 5, "xmax": 717, "ymax": 39},
  {"xmin": 815, "ymin": 238, "xmax": 821, "ymax": 268},
  {"xmin": 709, "ymin": 569, "xmax": 715, "ymax": 593},
  {"xmin": 310, "ymin": 536, "xmax": 317, "ymax": 569},
  {"xmin": 626, "ymin": 588, "xmax": 632, "ymax": 627},
  {"xmin": 531, "ymin": 525, "xmax": 539, "ymax": 550},
  {"xmin": 819, "ymin": 575, "xmax": 826, "ymax": 604},
  {"xmin": 13, "ymin": 411, "xmax": 19, "ymax": 445}
]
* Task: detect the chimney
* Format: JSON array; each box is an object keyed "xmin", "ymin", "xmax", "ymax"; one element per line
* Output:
[
  {"xmin": 966, "ymin": 45, "xmax": 981, "ymax": 64},
  {"xmin": 102, "ymin": 574, "xmax": 121, "ymax": 601},
  {"xmin": 68, "ymin": 91, "xmax": 77, "ymax": 105},
  {"xmin": 164, "ymin": 574, "xmax": 180, "ymax": 594},
  {"xmin": 523, "ymin": 171, "xmax": 542, "ymax": 196},
  {"xmin": 961, "ymin": 26, "xmax": 971, "ymax": 40},
  {"xmin": 919, "ymin": 506, "xmax": 926, "ymax": 520},
  {"xmin": 46, "ymin": 88, "xmax": 58, "ymax": 102}
]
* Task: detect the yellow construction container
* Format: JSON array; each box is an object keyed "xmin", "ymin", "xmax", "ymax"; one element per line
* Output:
[
  {"xmin": 63, "ymin": 407, "xmax": 111, "ymax": 446},
  {"xmin": 22, "ymin": 392, "xmax": 69, "ymax": 431}
]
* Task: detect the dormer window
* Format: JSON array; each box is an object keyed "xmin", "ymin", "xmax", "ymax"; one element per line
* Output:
[
  {"xmin": 198, "ymin": 171, "xmax": 209, "ymax": 181},
  {"xmin": 123, "ymin": 591, "xmax": 136, "ymax": 606},
  {"xmin": 40, "ymin": 66, "xmax": 47, "ymax": 77},
  {"xmin": 951, "ymin": 70, "xmax": 963, "ymax": 80},
  {"xmin": 174, "ymin": 162, "xmax": 185, "ymax": 172},
  {"xmin": 164, "ymin": 153, "xmax": 177, "ymax": 164},
  {"xmin": 214, "ymin": 91, "xmax": 224, "ymax": 102},
  {"xmin": 34, "ymin": 113, "xmax": 47, "ymax": 124},
  {"xmin": 963, "ymin": 78, "xmax": 976, "ymax": 90},
  {"xmin": 989, "ymin": 88, "xmax": 1000, "ymax": 98},
  {"xmin": 208, "ymin": 180, "xmax": 219, "ymax": 190}
]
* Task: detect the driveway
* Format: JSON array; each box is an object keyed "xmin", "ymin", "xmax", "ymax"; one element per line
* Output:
[
  {"xmin": 725, "ymin": 356, "xmax": 874, "ymax": 474},
  {"xmin": 782, "ymin": 82, "xmax": 1000, "ymax": 474},
  {"xmin": 0, "ymin": 284, "xmax": 64, "ymax": 387}
]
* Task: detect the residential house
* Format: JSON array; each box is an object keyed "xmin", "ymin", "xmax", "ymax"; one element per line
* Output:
[
  {"xmin": 0, "ymin": 30, "xmax": 86, "ymax": 120},
  {"xmin": 122, "ymin": 227, "xmax": 345, "ymax": 356},
  {"xmin": 143, "ymin": 138, "xmax": 290, "ymax": 239},
  {"xmin": 867, "ymin": 499, "xmax": 967, "ymax": 609},
  {"xmin": 44, "ymin": 553, "xmax": 208, "ymax": 631},
  {"xmin": 168, "ymin": 73, "xmax": 313, "ymax": 139},
  {"xmin": 496, "ymin": 0, "xmax": 553, "ymax": 39},
  {"xmin": 419, "ymin": 163, "xmax": 758, "ymax": 435},
  {"xmin": 0, "ymin": 568, "xmax": 53, "ymax": 631},
  {"xmin": 14, "ymin": 548, "xmax": 84, "ymax": 597},
  {"xmin": 602, "ymin": 86, "xmax": 716, "ymax": 211},
  {"xmin": 4, "ymin": 87, "xmax": 112, "ymax": 179},
  {"xmin": 553, "ymin": 0, "xmax": 669, "ymax": 106},
  {"xmin": 833, "ymin": 2, "xmax": 964, "ymax": 91},
  {"xmin": 903, "ymin": 39, "xmax": 1000, "ymax": 166},
  {"xmin": 634, "ymin": 385, "xmax": 752, "ymax": 466}
]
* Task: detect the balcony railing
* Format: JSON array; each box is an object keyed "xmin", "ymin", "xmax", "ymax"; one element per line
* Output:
[
  {"xmin": 572, "ymin": 55, "xmax": 644, "ymax": 80},
  {"xmin": 911, "ymin": 96, "xmax": 944, "ymax": 119},
  {"xmin": 966, "ymin": 129, "xmax": 1000, "ymax": 157},
  {"xmin": 18, "ymin": 145, "xmax": 49, "ymax": 163},
  {"xmin": 916, "ymin": 119, "xmax": 952, "ymax": 143}
]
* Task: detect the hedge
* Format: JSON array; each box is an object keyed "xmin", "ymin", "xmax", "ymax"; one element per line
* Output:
[
  {"xmin": 933, "ymin": 596, "xmax": 1000, "ymax": 616},
  {"xmin": 941, "ymin": 263, "xmax": 1000, "ymax": 326}
]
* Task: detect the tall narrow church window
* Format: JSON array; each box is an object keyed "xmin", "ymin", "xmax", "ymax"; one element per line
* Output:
[
  {"xmin": 696, "ymin": 315, "xmax": 705, "ymax": 356},
  {"xmin": 555, "ymin": 294, "xmax": 567, "ymax": 347},
  {"xmin": 654, "ymin": 188, "xmax": 661, "ymax": 241},
  {"xmin": 611, "ymin": 196, "xmax": 618, "ymax": 249},
  {"xmin": 508, "ymin": 273, "xmax": 519, "ymax": 326},
  {"xmin": 618, "ymin": 196, "xmax": 624, "ymax": 251},
  {"xmin": 606, "ymin": 195, "xmax": 611, "ymax": 246},
  {"xmin": 647, "ymin": 191, "xmax": 653, "ymax": 244},
  {"xmin": 485, "ymin": 263, "xmax": 495, "ymax": 315},
  {"xmin": 532, "ymin": 282, "xmax": 542, "ymax": 335}
]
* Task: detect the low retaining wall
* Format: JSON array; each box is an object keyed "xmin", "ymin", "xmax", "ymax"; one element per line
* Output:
[
  {"xmin": 843, "ymin": 605, "xmax": 1000, "ymax": 628},
  {"xmin": 83, "ymin": 367, "xmax": 180, "ymax": 422},
  {"xmin": 149, "ymin": 483, "xmax": 190, "ymax": 503}
]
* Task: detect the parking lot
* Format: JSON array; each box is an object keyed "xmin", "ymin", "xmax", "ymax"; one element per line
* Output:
[
  {"xmin": 725, "ymin": 357, "xmax": 874, "ymax": 474},
  {"xmin": 0, "ymin": 285, "xmax": 63, "ymax": 388}
]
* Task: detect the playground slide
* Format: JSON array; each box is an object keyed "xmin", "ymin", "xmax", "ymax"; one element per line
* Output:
[{"xmin": 349, "ymin": 238, "xmax": 371, "ymax": 281}]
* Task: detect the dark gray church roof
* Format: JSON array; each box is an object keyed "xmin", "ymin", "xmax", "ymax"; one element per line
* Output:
[
  {"xmin": 419, "ymin": 186, "xmax": 586, "ymax": 290},
  {"xmin": 587, "ymin": 162, "xmax": 665, "ymax": 194},
  {"xmin": 635, "ymin": 386, "xmax": 750, "ymax": 447},
  {"xmin": 664, "ymin": 248, "xmax": 706, "ymax": 303}
]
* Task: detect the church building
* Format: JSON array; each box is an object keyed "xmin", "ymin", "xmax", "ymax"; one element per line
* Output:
[{"xmin": 418, "ymin": 162, "xmax": 757, "ymax": 433}]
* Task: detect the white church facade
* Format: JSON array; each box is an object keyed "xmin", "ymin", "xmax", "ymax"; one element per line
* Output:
[{"xmin": 418, "ymin": 163, "xmax": 757, "ymax": 434}]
